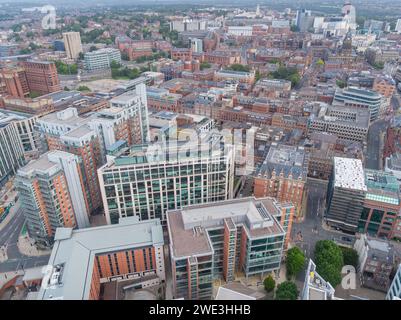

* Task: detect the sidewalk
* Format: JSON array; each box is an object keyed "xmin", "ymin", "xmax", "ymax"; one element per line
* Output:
[{"xmin": 17, "ymin": 233, "xmax": 51, "ymax": 257}]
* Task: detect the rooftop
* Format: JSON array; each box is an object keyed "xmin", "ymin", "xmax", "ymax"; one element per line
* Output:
[
  {"xmin": 334, "ymin": 157, "xmax": 367, "ymax": 191},
  {"xmin": 37, "ymin": 217, "xmax": 163, "ymax": 300}
]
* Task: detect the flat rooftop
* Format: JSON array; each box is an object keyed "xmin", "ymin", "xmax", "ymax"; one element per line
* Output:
[
  {"xmin": 334, "ymin": 157, "xmax": 367, "ymax": 191},
  {"xmin": 37, "ymin": 217, "xmax": 163, "ymax": 300},
  {"xmin": 167, "ymin": 197, "xmax": 285, "ymax": 259}
]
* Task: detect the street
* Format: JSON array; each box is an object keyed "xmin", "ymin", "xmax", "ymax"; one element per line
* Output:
[{"xmin": 0, "ymin": 207, "xmax": 50, "ymax": 273}]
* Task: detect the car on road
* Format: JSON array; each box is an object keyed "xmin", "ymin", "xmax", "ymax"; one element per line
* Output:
[{"xmin": 341, "ymin": 236, "xmax": 353, "ymax": 243}]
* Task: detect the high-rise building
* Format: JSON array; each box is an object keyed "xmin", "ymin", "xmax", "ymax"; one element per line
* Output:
[
  {"xmin": 333, "ymin": 86, "xmax": 383, "ymax": 121},
  {"xmin": 0, "ymin": 122, "xmax": 25, "ymax": 187},
  {"xmin": 37, "ymin": 216, "xmax": 165, "ymax": 300},
  {"xmin": 21, "ymin": 60, "xmax": 61, "ymax": 95},
  {"xmin": 98, "ymin": 134, "xmax": 235, "ymax": 224},
  {"xmin": 296, "ymin": 9, "xmax": 314, "ymax": 32},
  {"xmin": 190, "ymin": 38, "xmax": 203, "ymax": 53},
  {"xmin": 15, "ymin": 151, "xmax": 90, "ymax": 246},
  {"xmin": 396, "ymin": 19, "xmax": 401, "ymax": 33},
  {"xmin": 386, "ymin": 264, "xmax": 401, "ymax": 300},
  {"xmin": 62, "ymin": 32, "xmax": 83, "ymax": 60},
  {"xmin": 167, "ymin": 197, "xmax": 286, "ymax": 300},
  {"xmin": 0, "ymin": 110, "xmax": 40, "ymax": 161},
  {"xmin": 326, "ymin": 157, "xmax": 367, "ymax": 233},
  {"xmin": 0, "ymin": 67, "xmax": 30, "ymax": 98},
  {"xmin": 84, "ymin": 48, "xmax": 122, "ymax": 71}
]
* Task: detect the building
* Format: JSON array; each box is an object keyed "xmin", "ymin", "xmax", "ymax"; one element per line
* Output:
[
  {"xmin": 308, "ymin": 104, "xmax": 370, "ymax": 143},
  {"xmin": 301, "ymin": 259, "xmax": 337, "ymax": 300},
  {"xmin": 21, "ymin": 60, "xmax": 61, "ymax": 95},
  {"xmin": 386, "ymin": 264, "xmax": 401, "ymax": 300},
  {"xmin": 0, "ymin": 110, "xmax": 40, "ymax": 160},
  {"xmin": 98, "ymin": 134, "xmax": 235, "ymax": 225},
  {"xmin": 84, "ymin": 48, "xmax": 121, "ymax": 71},
  {"xmin": 359, "ymin": 169, "xmax": 401, "ymax": 240},
  {"xmin": 0, "ymin": 43, "xmax": 19, "ymax": 57},
  {"xmin": 146, "ymin": 87, "xmax": 182, "ymax": 113},
  {"xmin": 53, "ymin": 40, "xmax": 65, "ymax": 52},
  {"xmin": 296, "ymin": 9, "xmax": 314, "ymax": 32},
  {"xmin": 0, "ymin": 122, "xmax": 25, "ymax": 187},
  {"xmin": 254, "ymin": 145, "xmax": 308, "ymax": 219},
  {"xmin": 170, "ymin": 20, "xmax": 207, "ymax": 32},
  {"xmin": 333, "ymin": 86, "xmax": 383, "ymax": 121},
  {"xmin": 215, "ymin": 283, "xmax": 264, "ymax": 300},
  {"xmin": 15, "ymin": 151, "xmax": 90, "ymax": 246},
  {"xmin": 0, "ymin": 67, "xmax": 29, "ymax": 98},
  {"xmin": 326, "ymin": 157, "xmax": 367, "ymax": 233},
  {"xmin": 354, "ymin": 234, "xmax": 394, "ymax": 292},
  {"xmin": 37, "ymin": 217, "xmax": 165, "ymax": 300},
  {"xmin": 214, "ymin": 69, "xmax": 255, "ymax": 84},
  {"xmin": 190, "ymin": 38, "xmax": 203, "ymax": 53},
  {"xmin": 396, "ymin": 19, "xmax": 401, "ymax": 33},
  {"xmin": 167, "ymin": 197, "xmax": 286, "ymax": 300},
  {"xmin": 62, "ymin": 32, "xmax": 83, "ymax": 60}
]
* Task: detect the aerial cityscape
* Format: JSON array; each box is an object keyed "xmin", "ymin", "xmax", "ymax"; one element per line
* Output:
[{"xmin": 0, "ymin": 0, "xmax": 401, "ymax": 305}]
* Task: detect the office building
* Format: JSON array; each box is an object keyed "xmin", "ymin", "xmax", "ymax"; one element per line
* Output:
[
  {"xmin": 333, "ymin": 86, "xmax": 383, "ymax": 121},
  {"xmin": 254, "ymin": 145, "xmax": 308, "ymax": 220},
  {"xmin": 84, "ymin": 48, "xmax": 122, "ymax": 71},
  {"xmin": 15, "ymin": 151, "xmax": 90, "ymax": 246},
  {"xmin": 386, "ymin": 264, "xmax": 401, "ymax": 300},
  {"xmin": 326, "ymin": 157, "xmax": 367, "ymax": 233},
  {"xmin": 37, "ymin": 217, "xmax": 164, "ymax": 300},
  {"xmin": 98, "ymin": 134, "xmax": 235, "ymax": 225},
  {"xmin": 296, "ymin": 9, "xmax": 315, "ymax": 32},
  {"xmin": 21, "ymin": 60, "xmax": 61, "ymax": 95},
  {"xmin": 170, "ymin": 20, "xmax": 207, "ymax": 32},
  {"xmin": 0, "ymin": 122, "xmax": 25, "ymax": 187},
  {"xmin": 167, "ymin": 197, "xmax": 286, "ymax": 300},
  {"xmin": 0, "ymin": 43, "xmax": 19, "ymax": 57},
  {"xmin": 359, "ymin": 169, "xmax": 401, "ymax": 240},
  {"xmin": 308, "ymin": 104, "xmax": 370, "ymax": 143},
  {"xmin": 62, "ymin": 32, "xmax": 83, "ymax": 60}
]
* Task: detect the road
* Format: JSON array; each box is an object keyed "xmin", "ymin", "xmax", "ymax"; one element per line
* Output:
[
  {"xmin": 365, "ymin": 119, "xmax": 389, "ymax": 170},
  {"xmin": 0, "ymin": 207, "xmax": 50, "ymax": 273},
  {"xmin": 291, "ymin": 179, "xmax": 356, "ymax": 275}
]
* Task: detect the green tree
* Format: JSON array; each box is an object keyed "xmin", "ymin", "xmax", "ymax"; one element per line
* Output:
[
  {"xmin": 263, "ymin": 275, "xmax": 276, "ymax": 293},
  {"xmin": 89, "ymin": 45, "xmax": 97, "ymax": 52},
  {"xmin": 340, "ymin": 247, "xmax": 359, "ymax": 269},
  {"xmin": 336, "ymin": 79, "xmax": 347, "ymax": 88},
  {"xmin": 275, "ymin": 281, "xmax": 298, "ymax": 300},
  {"xmin": 316, "ymin": 59, "xmax": 325, "ymax": 66},
  {"xmin": 286, "ymin": 247, "xmax": 306, "ymax": 278},
  {"xmin": 200, "ymin": 62, "xmax": 211, "ymax": 70},
  {"xmin": 227, "ymin": 64, "xmax": 250, "ymax": 72},
  {"xmin": 77, "ymin": 85, "xmax": 90, "ymax": 92},
  {"xmin": 314, "ymin": 240, "xmax": 344, "ymax": 287}
]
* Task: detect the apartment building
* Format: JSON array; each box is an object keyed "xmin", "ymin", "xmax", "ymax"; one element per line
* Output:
[
  {"xmin": 37, "ymin": 217, "xmax": 164, "ymax": 300},
  {"xmin": 214, "ymin": 69, "xmax": 255, "ymax": 84},
  {"xmin": 15, "ymin": 151, "xmax": 90, "ymax": 246},
  {"xmin": 20, "ymin": 60, "xmax": 61, "ymax": 95},
  {"xmin": 84, "ymin": 48, "xmax": 122, "ymax": 71},
  {"xmin": 254, "ymin": 144, "xmax": 308, "ymax": 220},
  {"xmin": 0, "ymin": 110, "xmax": 40, "ymax": 161},
  {"xmin": 308, "ymin": 104, "xmax": 370, "ymax": 143},
  {"xmin": 167, "ymin": 197, "xmax": 286, "ymax": 300},
  {"xmin": 62, "ymin": 32, "xmax": 83, "ymax": 60},
  {"xmin": 98, "ymin": 133, "xmax": 235, "ymax": 224},
  {"xmin": 146, "ymin": 87, "xmax": 182, "ymax": 113},
  {"xmin": 326, "ymin": 157, "xmax": 367, "ymax": 233},
  {"xmin": 0, "ymin": 122, "xmax": 25, "ymax": 187}
]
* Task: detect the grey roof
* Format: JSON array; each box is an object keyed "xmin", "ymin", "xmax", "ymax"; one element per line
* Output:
[{"xmin": 37, "ymin": 217, "xmax": 163, "ymax": 300}]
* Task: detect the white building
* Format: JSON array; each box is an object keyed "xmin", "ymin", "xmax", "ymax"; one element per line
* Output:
[
  {"xmin": 395, "ymin": 19, "xmax": 401, "ymax": 33},
  {"xmin": 227, "ymin": 26, "xmax": 253, "ymax": 37},
  {"xmin": 386, "ymin": 264, "xmax": 401, "ymax": 300},
  {"xmin": 84, "ymin": 48, "xmax": 121, "ymax": 71}
]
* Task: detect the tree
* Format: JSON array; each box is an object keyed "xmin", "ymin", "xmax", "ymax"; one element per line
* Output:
[
  {"xmin": 336, "ymin": 79, "xmax": 347, "ymax": 88},
  {"xmin": 286, "ymin": 247, "xmax": 306, "ymax": 278},
  {"xmin": 263, "ymin": 275, "xmax": 275, "ymax": 293},
  {"xmin": 275, "ymin": 281, "xmax": 298, "ymax": 300},
  {"xmin": 340, "ymin": 247, "xmax": 359, "ymax": 269},
  {"xmin": 200, "ymin": 62, "xmax": 211, "ymax": 70},
  {"xmin": 89, "ymin": 45, "xmax": 97, "ymax": 52},
  {"xmin": 77, "ymin": 85, "xmax": 90, "ymax": 92},
  {"xmin": 316, "ymin": 59, "xmax": 325, "ymax": 67},
  {"xmin": 227, "ymin": 64, "xmax": 250, "ymax": 72},
  {"xmin": 314, "ymin": 240, "xmax": 344, "ymax": 287}
]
